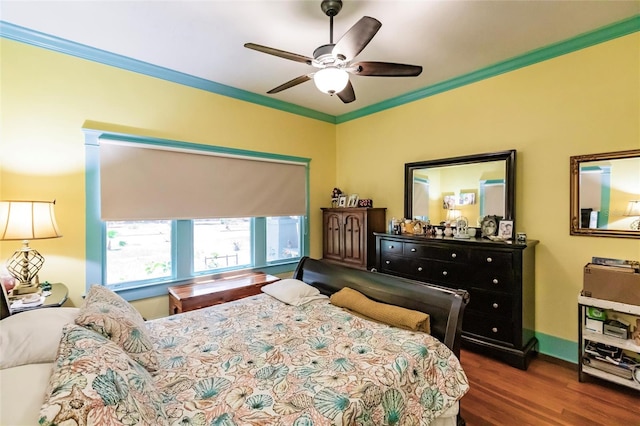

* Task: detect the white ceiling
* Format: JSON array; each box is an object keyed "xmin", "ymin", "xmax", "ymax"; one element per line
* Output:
[{"xmin": 2, "ymin": 1, "xmax": 639, "ymax": 117}]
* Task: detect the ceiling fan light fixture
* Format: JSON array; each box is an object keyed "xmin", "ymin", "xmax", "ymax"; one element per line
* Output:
[{"xmin": 313, "ymin": 67, "xmax": 349, "ymax": 95}]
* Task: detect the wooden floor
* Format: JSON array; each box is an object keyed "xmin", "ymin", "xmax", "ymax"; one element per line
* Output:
[{"xmin": 458, "ymin": 349, "xmax": 640, "ymax": 425}]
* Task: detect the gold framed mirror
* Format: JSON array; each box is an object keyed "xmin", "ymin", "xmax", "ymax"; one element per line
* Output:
[{"xmin": 570, "ymin": 149, "xmax": 640, "ymax": 239}]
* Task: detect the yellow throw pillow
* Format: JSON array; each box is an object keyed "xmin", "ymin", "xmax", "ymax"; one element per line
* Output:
[{"xmin": 330, "ymin": 287, "xmax": 430, "ymax": 334}]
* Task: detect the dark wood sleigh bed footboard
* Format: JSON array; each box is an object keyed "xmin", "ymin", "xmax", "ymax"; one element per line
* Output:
[{"xmin": 293, "ymin": 256, "xmax": 469, "ymax": 359}]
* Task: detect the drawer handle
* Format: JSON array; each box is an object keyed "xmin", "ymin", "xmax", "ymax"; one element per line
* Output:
[
  {"xmin": 492, "ymin": 278, "xmax": 499, "ymax": 284},
  {"xmin": 442, "ymin": 271, "xmax": 448, "ymax": 276},
  {"xmin": 492, "ymin": 327, "xmax": 498, "ymax": 333},
  {"xmin": 451, "ymin": 253, "xmax": 457, "ymax": 258},
  {"xmin": 486, "ymin": 257, "xmax": 493, "ymax": 263},
  {"xmin": 492, "ymin": 303, "xmax": 499, "ymax": 309},
  {"xmin": 411, "ymin": 248, "xmax": 416, "ymax": 252},
  {"xmin": 385, "ymin": 260, "xmax": 391, "ymax": 264},
  {"xmin": 388, "ymin": 245, "xmax": 394, "ymax": 249},
  {"xmin": 417, "ymin": 267, "xmax": 423, "ymax": 272}
]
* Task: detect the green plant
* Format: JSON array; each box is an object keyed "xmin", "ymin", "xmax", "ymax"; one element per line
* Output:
[
  {"xmin": 205, "ymin": 253, "xmax": 220, "ymax": 269},
  {"xmin": 145, "ymin": 260, "xmax": 171, "ymax": 275},
  {"xmin": 107, "ymin": 230, "xmax": 118, "ymax": 250}
]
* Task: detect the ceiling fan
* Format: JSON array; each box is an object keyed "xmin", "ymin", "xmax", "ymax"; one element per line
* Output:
[{"xmin": 244, "ymin": 0, "xmax": 422, "ymax": 103}]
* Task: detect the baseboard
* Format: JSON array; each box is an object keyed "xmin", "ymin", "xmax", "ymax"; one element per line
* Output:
[{"xmin": 535, "ymin": 331, "xmax": 579, "ymax": 364}]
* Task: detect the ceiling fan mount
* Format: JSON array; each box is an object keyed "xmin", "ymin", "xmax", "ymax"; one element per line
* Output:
[
  {"xmin": 244, "ymin": 0, "xmax": 422, "ymax": 103},
  {"xmin": 320, "ymin": 0, "xmax": 343, "ymax": 18}
]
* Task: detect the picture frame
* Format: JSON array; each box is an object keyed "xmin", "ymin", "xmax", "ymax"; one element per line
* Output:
[
  {"xmin": 358, "ymin": 198, "xmax": 373, "ymax": 208},
  {"xmin": 481, "ymin": 215, "xmax": 499, "ymax": 238},
  {"xmin": 347, "ymin": 194, "xmax": 359, "ymax": 208},
  {"xmin": 458, "ymin": 192, "xmax": 476, "ymax": 205},
  {"xmin": 498, "ymin": 219, "xmax": 513, "ymax": 239},
  {"xmin": 338, "ymin": 196, "xmax": 347, "ymax": 208},
  {"xmin": 443, "ymin": 195, "xmax": 456, "ymax": 210}
]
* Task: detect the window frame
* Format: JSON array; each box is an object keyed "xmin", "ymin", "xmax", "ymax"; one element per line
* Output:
[{"xmin": 84, "ymin": 128, "xmax": 310, "ymax": 301}]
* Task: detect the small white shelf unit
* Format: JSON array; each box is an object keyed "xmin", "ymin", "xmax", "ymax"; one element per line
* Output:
[{"xmin": 578, "ymin": 294, "xmax": 640, "ymax": 391}]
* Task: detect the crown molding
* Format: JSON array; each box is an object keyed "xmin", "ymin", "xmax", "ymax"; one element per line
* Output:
[
  {"xmin": 336, "ymin": 15, "xmax": 640, "ymax": 123},
  {"xmin": 0, "ymin": 21, "xmax": 336, "ymax": 124},
  {"xmin": 2, "ymin": 15, "xmax": 638, "ymax": 124}
]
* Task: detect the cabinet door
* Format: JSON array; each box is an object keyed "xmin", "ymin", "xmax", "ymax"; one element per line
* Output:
[
  {"xmin": 323, "ymin": 212, "xmax": 342, "ymax": 262},
  {"xmin": 342, "ymin": 212, "xmax": 365, "ymax": 267}
]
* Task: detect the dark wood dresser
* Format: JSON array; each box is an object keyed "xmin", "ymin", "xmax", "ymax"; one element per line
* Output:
[
  {"xmin": 321, "ymin": 207, "xmax": 386, "ymax": 270},
  {"xmin": 375, "ymin": 232, "xmax": 538, "ymax": 369}
]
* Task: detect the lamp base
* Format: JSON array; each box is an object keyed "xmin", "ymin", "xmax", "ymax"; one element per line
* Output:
[{"xmin": 12, "ymin": 284, "xmax": 40, "ymax": 295}]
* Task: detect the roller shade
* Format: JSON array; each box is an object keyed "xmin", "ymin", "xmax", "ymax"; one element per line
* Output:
[{"xmin": 99, "ymin": 141, "xmax": 307, "ymax": 220}]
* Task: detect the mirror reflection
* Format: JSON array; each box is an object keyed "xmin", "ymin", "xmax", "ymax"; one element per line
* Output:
[
  {"xmin": 571, "ymin": 149, "xmax": 640, "ymax": 238},
  {"xmin": 412, "ymin": 160, "xmax": 506, "ymax": 226},
  {"xmin": 405, "ymin": 150, "xmax": 516, "ymax": 228}
]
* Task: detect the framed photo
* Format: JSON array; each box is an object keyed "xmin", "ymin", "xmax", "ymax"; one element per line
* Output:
[
  {"xmin": 347, "ymin": 194, "xmax": 359, "ymax": 208},
  {"xmin": 481, "ymin": 215, "xmax": 499, "ymax": 238},
  {"xmin": 338, "ymin": 196, "xmax": 347, "ymax": 207},
  {"xmin": 358, "ymin": 198, "xmax": 373, "ymax": 208},
  {"xmin": 498, "ymin": 220, "xmax": 513, "ymax": 239},
  {"xmin": 443, "ymin": 195, "xmax": 456, "ymax": 210},
  {"xmin": 458, "ymin": 192, "xmax": 476, "ymax": 205}
]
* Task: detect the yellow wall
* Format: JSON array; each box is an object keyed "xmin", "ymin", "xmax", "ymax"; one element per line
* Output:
[
  {"xmin": 1, "ymin": 32, "xmax": 639, "ymax": 348},
  {"xmin": 0, "ymin": 39, "xmax": 335, "ymax": 313},
  {"xmin": 336, "ymin": 33, "xmax": 640, "ymax": 344}
]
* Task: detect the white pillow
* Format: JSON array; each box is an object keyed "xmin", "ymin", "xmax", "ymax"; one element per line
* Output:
[
  {"xmin": 0, "ymin": 363, "xmax": 53, "ymax": 425},
  {"xmin": 0, "ymin": 307, "xmax": 80, "ymax": 369},
  {"xmin": 261, "ymin": 278, "xmax": 327, "ymax": 306}
]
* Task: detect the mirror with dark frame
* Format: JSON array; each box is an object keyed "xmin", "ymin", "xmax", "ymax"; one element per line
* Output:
[
  {"xmin": 570, "ymin": 149, "xmax": 640, "ymax": 239},
  {"xmin": 405, "ymin": 150, "xmax": 516, "ymax": 232}
]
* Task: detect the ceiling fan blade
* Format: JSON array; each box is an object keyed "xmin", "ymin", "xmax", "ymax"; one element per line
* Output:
[
  {"xmin": 267, "ymin": 75, "xmax": 312, "ymax": 94},
  {"xmin": 337, "ymin": 80, "xmax": 355, "ymax": 103},
  {"xmin": 244, "ymin": 43, "xmax": 313, "ymax": 65},
  {"xmin": 352, "ymin": 61, "xmax": 423, "ymax": 77},
  {"xmin": 332, "ymin": 16, "xmax": 381, "ymax": 61}
]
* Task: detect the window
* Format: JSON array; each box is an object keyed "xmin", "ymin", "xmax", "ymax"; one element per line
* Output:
[
  {"xmin": 106, "ymin": 220, "xmax": 172, "ymax": 284},
  {"xmin": 85, "ymin": 129, "xmax": 310, "ymax": 300},
  {"xmin": 193, "ymin": 218, "xmax": 251, "ymax": 273},
  {"xmin": 266, "ymin": 216, "xmax": 301, "ymax": 261}
]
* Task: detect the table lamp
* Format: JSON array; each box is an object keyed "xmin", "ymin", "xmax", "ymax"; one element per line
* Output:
[
  {"xmin": 446, "ymin": 208, "xmax": 461, "ymax": 222},
  {"xmin": 0, "ymin": 200, "xmax": 62, "ymax": 295},
  {"xmin": 624, "ymin": 200, "xmax": 640, "ymax": 230}
]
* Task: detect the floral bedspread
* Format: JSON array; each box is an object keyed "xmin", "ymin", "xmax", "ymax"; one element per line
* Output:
[{"xmin": 147, "ymin": 294, "xmax": 469, "ymax": 426}]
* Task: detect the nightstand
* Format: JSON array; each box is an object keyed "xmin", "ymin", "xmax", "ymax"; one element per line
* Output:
[{"xmin": 9, "ymin": 283, "xmax": 69, "ymax": 314}]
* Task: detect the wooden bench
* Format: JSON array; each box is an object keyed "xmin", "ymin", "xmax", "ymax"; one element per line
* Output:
[{"xmin": 168, "ymin": 272, "xmax": 280, "ymax": 314}]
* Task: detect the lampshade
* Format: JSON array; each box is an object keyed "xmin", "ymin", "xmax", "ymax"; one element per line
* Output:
[
  {"xmin": 0, "ymin": 200, "xmax": 62, "ymax": 292},
  {"xmin": 313, "ymin": 67, "xmax": 349, "ymax": 94},
  {"xmin": 446, "ymin": 209, "xmax": 461, "ymax": 222},
  {"xmin": 624, "ymin": 200, "xmax": 640, "ymax": 231},
  {"xmin": 0, "ymin": 200, "xmax": 62, "ymax": 240},
  {"xmin": 623, "ymin": 200, "xmax": 640, "ymax": 217}
]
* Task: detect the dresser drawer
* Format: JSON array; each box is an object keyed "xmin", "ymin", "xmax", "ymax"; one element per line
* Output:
[
  {"xmin": 404, "ymin": 242, "xmax": 468, "ymax": 263},
  {"xmin": 466, "ymin": 289, "xmax": 513, "ymax": 318},
  {"xmin": 464, "ymin": 310, "xmax": 515, "ymax": 345},
  {"xmin": 378, "ymin": 254, "xmax": 414, "ymax": 276},
  {"xmin": 423, "ymin": 261, "xmax": 467, "ymax": 286},
  {"xmin": 379, "ymin": 239, "xmax": 403, "ymax": 256},
  {"xmin": 471, "ymin": 270, "xmax": 515, "ymax": 292},
  {"xmin": 469, "ymin": 250, "xmax": 513, "ymax": 269}
]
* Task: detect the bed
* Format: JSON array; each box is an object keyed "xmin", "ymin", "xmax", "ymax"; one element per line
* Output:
[{"xmin": 0, "ymin": 256, "xmax": 469, "ymax": 425}]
